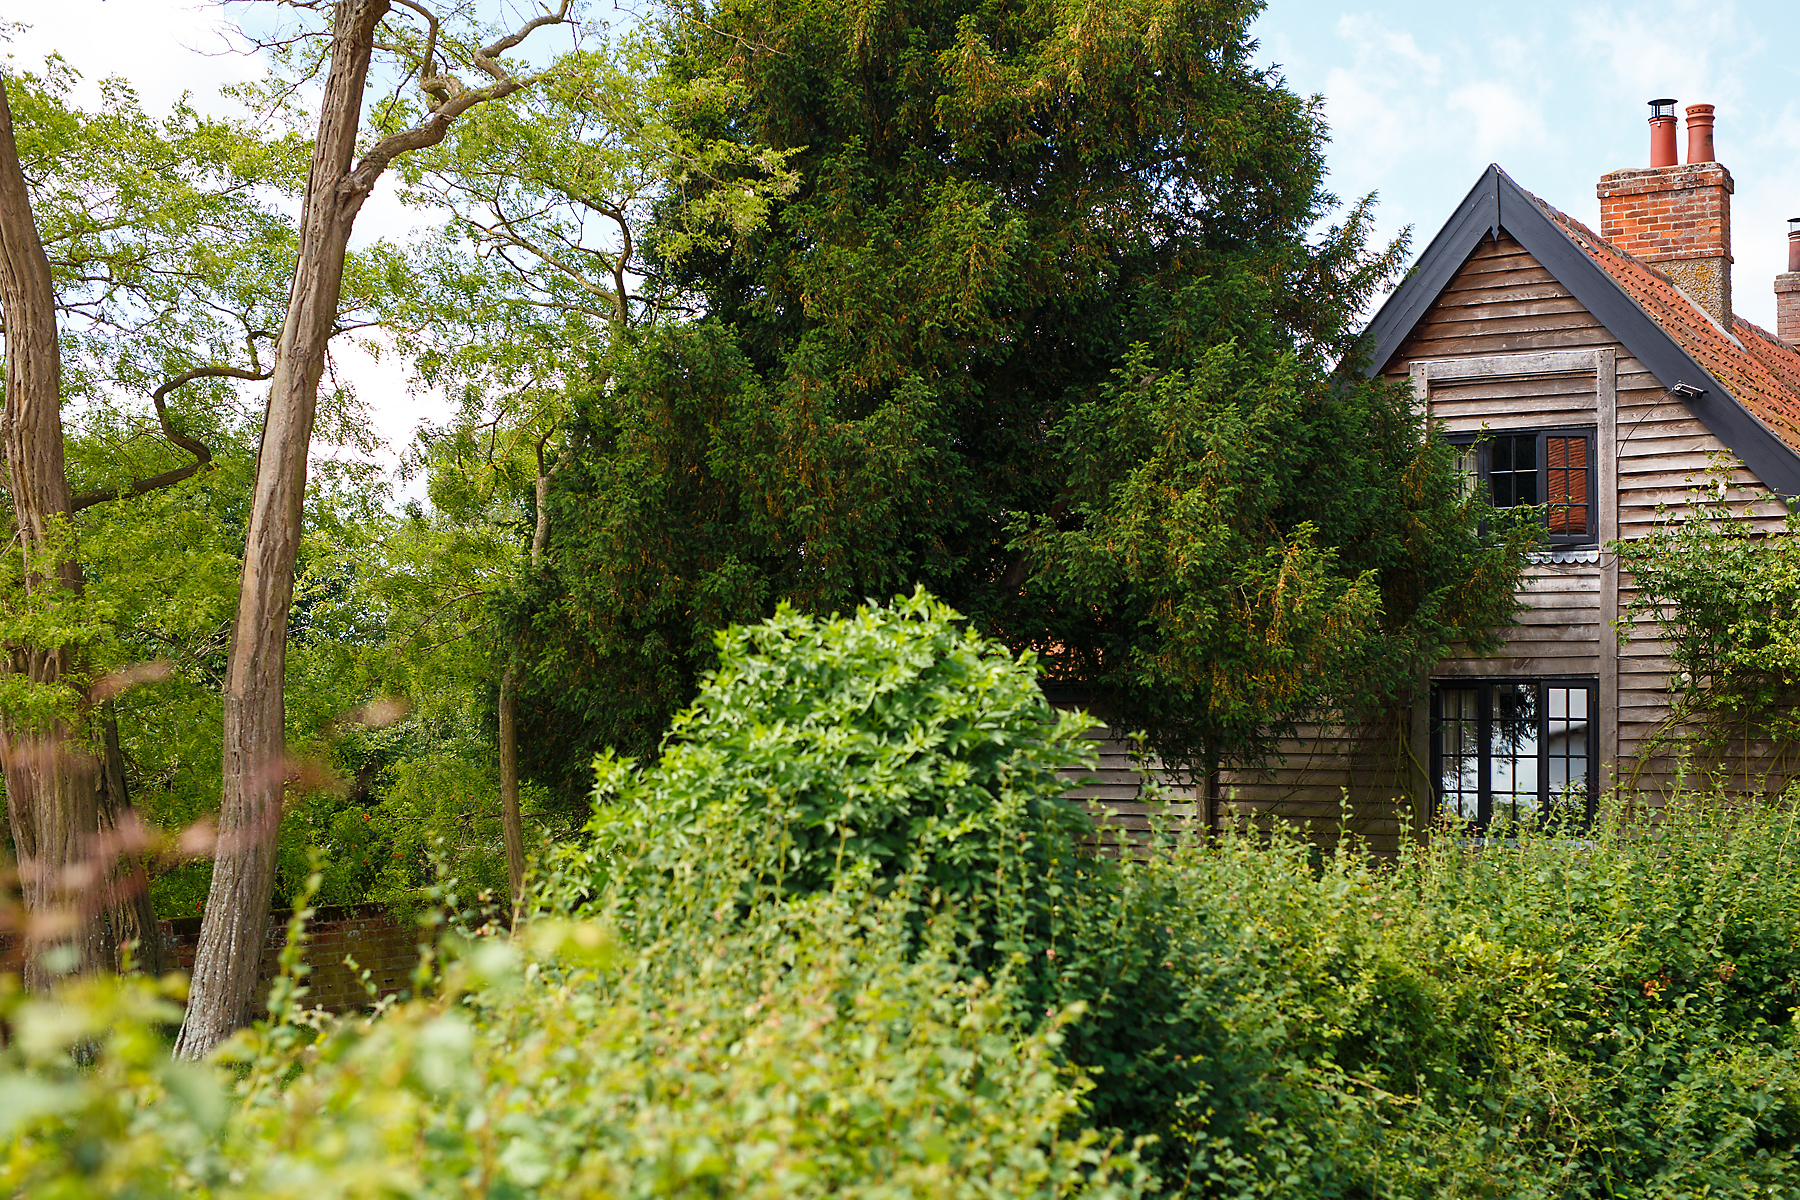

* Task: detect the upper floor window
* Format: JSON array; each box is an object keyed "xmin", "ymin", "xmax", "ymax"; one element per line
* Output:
[{"xmin": 1450, "ymin": 427, "xmax": 1595, "ymax": 544}]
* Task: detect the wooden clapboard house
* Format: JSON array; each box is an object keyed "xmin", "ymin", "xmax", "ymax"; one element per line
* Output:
[{"xmin": 1073, "ymin": 102, "xmax": 1800, "ymax": 852}]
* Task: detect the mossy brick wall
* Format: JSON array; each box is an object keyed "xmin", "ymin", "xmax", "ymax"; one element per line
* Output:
[{"xmin": 157, "ymin": 904, "xmax": 432, "ymax": 1014}]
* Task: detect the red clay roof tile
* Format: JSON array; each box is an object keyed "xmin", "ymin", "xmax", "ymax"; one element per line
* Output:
[{"xmin": 1537, "ymin": 201, "xmax": 1800, "ymax": 454}]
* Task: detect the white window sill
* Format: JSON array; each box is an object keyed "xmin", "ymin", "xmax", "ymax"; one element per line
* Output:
[{"xmin": 1524, "ymin": 547, "xmax": 1600, "ymax": 565}]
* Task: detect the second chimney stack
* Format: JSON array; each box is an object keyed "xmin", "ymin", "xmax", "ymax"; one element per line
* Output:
[{"xmin": 1777, "ymin": 218, "xmax": 1800, "ymax": 346}]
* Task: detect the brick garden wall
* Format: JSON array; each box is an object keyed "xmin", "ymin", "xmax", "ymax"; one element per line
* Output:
[{"xmin": 156, "ymin": 904, "xmax": 432, "ymax": 1014}]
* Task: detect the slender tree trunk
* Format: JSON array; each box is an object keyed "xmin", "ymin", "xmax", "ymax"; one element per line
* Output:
[
  {"xmin": 175, "ymin": 0, "xmax": 389, "ymax": 1059},
  {"xmin": 498, "ymin": 666, "xmax": 524, "ymax": 903},
  {"xmin": 497, "ymin": 470, "xmax": 552, "ymax": 907},
  {"xmin": 98, "ymin": 704, "xmax": 163, "ymax": 975},
  {"xmin": 0, "ymin": 76, "xmax": 112, "ymax": 988}
]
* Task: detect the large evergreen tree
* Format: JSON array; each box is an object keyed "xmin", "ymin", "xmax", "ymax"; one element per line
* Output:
[{"xmin": 506, "ymin": 0, "xmax": 1527, "ymax": 796}]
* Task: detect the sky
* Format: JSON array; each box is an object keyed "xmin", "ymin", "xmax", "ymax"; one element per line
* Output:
[
  {"xmin": 4, "ymin": 0, "xmax": 1799, "ymax": 493},
  {"xmin": 1251, "ymin": 0, "xmax": 1800, "ymax": 330}
]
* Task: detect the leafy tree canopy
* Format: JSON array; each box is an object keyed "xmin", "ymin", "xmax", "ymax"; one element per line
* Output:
[{"xmin": 505, "ymin": 0, "xmax": 1527, "ymax": 793}]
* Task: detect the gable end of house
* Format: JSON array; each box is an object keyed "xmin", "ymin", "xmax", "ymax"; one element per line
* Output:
[{"xmin": 1359, "ymin": 165, "xmax": 1800, "ymax": 497}]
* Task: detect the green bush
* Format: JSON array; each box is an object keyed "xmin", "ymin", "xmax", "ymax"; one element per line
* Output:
[
  {"xmin": 541, "ymin": 588, "xmax": 1094, "ymax": 966},
  {"xmin": 1033, "ymin": 805, "xmax": 1800, "ymax": 1197},
  {"xmin": 8, "ymin": 590, "xmax": 1800, "ymax": 1198},
  {"xmin": 0, "ymin": 896, "xmax": 1143, "ymax": 1198}
]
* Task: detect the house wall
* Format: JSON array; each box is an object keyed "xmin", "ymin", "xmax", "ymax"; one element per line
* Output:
[
  {"xmin": 1211, "ymin": 232, "xmax": 1791, "ymax": 846},
  {"xmin": 1056, "ymin": 723, "xmax": 1203, "ymax": 855},
  {"xmin": 1210, "ymin": 717, "xmax": 1415, "ymax": 854},
  {"xmin": 1408, "ymin": 233, "xmax": 1787, "ymax": 796}
]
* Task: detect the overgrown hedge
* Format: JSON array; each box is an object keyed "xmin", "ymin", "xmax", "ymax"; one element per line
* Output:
[{"xmin": 6, "ymin": 591, "xmax": 1800, "ymax": 1197}]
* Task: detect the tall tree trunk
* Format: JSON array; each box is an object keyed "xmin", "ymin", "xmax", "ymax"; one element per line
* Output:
[
  {"xmin": 176, "ymin": 0, "xmax": 566, "ymax": 1056},
  {"xmin": 0, "ymin": 76, "xmax": 111, "ymax": 988},
  {"xmin": 498, "ymin": 666, "xmax": 524, "ymax": 905},
  {"xmin": 175, "ymin": 0, "xmax": 390, "ymax": 1059},
  {"xmin": 497, "ymin": 467, "xmax": 555, "ymax": 908},
  {"xmin": 98, "ymin": 703, "xmax": 163, "ymax": 975}
]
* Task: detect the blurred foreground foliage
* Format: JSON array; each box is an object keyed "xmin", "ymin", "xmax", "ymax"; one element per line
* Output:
[{"xmin": 6, "ymin": 593, "xmax": 1800, "ymax": 1198}]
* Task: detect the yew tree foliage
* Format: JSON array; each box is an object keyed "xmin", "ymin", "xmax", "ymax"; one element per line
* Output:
[{"xmin": 501, "ymin": 0, "xmax": 1523, "ymax": 791}]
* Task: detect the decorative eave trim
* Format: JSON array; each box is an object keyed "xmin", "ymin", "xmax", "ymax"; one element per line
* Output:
[{"xmin": 1359, "ymin": 164, "xmax": 1800, "ymax": 497}]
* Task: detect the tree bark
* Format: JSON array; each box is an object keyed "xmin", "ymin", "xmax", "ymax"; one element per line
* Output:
[
  {"xmin": 497, "ymin": 467, "xmax": 552, "ymax": 908},
  {"xmin": 174, "ymin": 0, "xmax": 391, "ymax": 1059},
  {"xmin": 498, "ymin": 665, "xmax": 524, "ymax": 905},
  {"xmin": 175, "ymin": 0, "xmax": 569, "ymax": 1055},
  {"xmin": 0, "ymin": 76, "xmax": 112, "ymax": 988},
  {"xmin": 496, "ymin": 463, "xmax": 559, "ymax": 908},
  {"xmin": 98, "ymin": 703, "xmax": 163, "ymax": 975}
]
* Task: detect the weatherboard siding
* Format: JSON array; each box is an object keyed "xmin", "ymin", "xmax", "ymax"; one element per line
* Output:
[
  {"xmin": 1392, "ymin": 232, "xmax": 1788, "ymax": 803},
  {"xmin": 1216, "ymin": 721, "xmax": 1415, "ymax": 855},
  {"xmin": 1075, "ymin": 229, "xmax": 1792, "ymax": 851},
  {"xmin": 1057, "ymin": 726, "xmax": 1203, "ymax": 854}
]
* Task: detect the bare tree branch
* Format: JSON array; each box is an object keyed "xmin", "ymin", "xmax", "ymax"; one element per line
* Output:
[{"xmin": 343, "ymin": 0, "xmax": 575, "ymax": 197}]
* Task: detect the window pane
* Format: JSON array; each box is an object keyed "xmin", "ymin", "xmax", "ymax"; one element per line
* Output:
[
  {"xmin": 1545, "ymin": 685, "xmax": 1590, "ymax": 822},
  {"xmin": 1452, "ymin": 448, "xmax": 1479, "ymax": 502},
  {"xmin": 1511, "ymin": 463, "xmax": 1538, "ymax": 507},
  {"xmin": 1489, "ymin": 682, "xmax": 1540, "ymax": 824},
  {"xmin": 1491, "ymin": 435, "xmax": 1538, "ymax": 510},
  {"xmin": 1438, "ymin": 688, "xmax": 1480, "ymax": 823},
  {"xmin": 1547, "ymin": 436, "xmax": 1590, "ymax": 536}
]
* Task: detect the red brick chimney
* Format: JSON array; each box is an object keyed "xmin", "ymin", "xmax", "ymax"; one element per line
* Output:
[
  {"xmin": 1777, "ymin": 217, "xmax": 1800, "ymax": 346},
  {"xmin": 1598, "ymin": 101, "xmax": 1734, "ymax": 326}
]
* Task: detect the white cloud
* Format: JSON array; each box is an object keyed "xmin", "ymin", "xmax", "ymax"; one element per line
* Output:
[
  {"xmin": 3, "ymin": 0, "xmax": 265, "ymax": 119},
  {"xmin": 1334, "ymin": 14, "xmax": 1442, "ymax": 83},
  {"xmin": 1318, "ymin": 14, "xmax": 1449, "ymax": 190},
  {"xmin": 1569, "ymin": 1, "xmax": 1761, "ymax": 114},
  {"xmin": 1448, "ymin": 80, "xmax": 1554, "ymax": 162}
]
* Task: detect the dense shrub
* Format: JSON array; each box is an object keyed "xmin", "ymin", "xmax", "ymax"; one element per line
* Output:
[
  {"xmin": 546, "ymin": 590, "xmax": 1800, "ymax": 1196},
  {"xmin": 1041, "ymin": 808, "xmax": 1800, "ymax": 1197},
  {"xmin": 7, "ymin": 591, "xmax": 1800, "ymax": 1198},
  {"xmin": 0, "ymin": 894, "xmax": 1145, "ymax": 1198},
  {"xmin": 539, "ymin": 588, "xmax": 1093, "ymax": 969}
]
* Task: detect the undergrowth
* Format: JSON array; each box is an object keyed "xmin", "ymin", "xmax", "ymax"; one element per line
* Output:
[{"xmin": 5, "ymin": 590, "xmax": 1800, "ymax": 1197}]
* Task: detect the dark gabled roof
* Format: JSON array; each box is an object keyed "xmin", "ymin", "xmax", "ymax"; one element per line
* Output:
[{"xmin": 1361, "ymin": 164, "xmax": 1800, "ymax": 497}]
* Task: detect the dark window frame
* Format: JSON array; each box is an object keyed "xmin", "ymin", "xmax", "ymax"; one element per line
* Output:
[
  {"xmin": 1447, "ymin": 426, "xmax": 1597, "ymax": 546},
  {"xmin": 1430, "ymin": 677, "xmax": 1598, "ymax": 829}
]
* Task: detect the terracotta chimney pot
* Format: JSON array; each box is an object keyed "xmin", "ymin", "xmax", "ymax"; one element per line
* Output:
[
  {"xmin": 1601, "ymin": 101, "xmax": 1734, "ymax": 326},
  {"xmin": 1686, "ymin": 104, "xmax": 1716, "ymax": 164},
  {"xmin": 1649, "ymin": 98, "xmax": 1678, "ymax": 167},
  {"xmin": 1789, "ymin": 217, "xmax": 1800, "ymax": 274}
]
